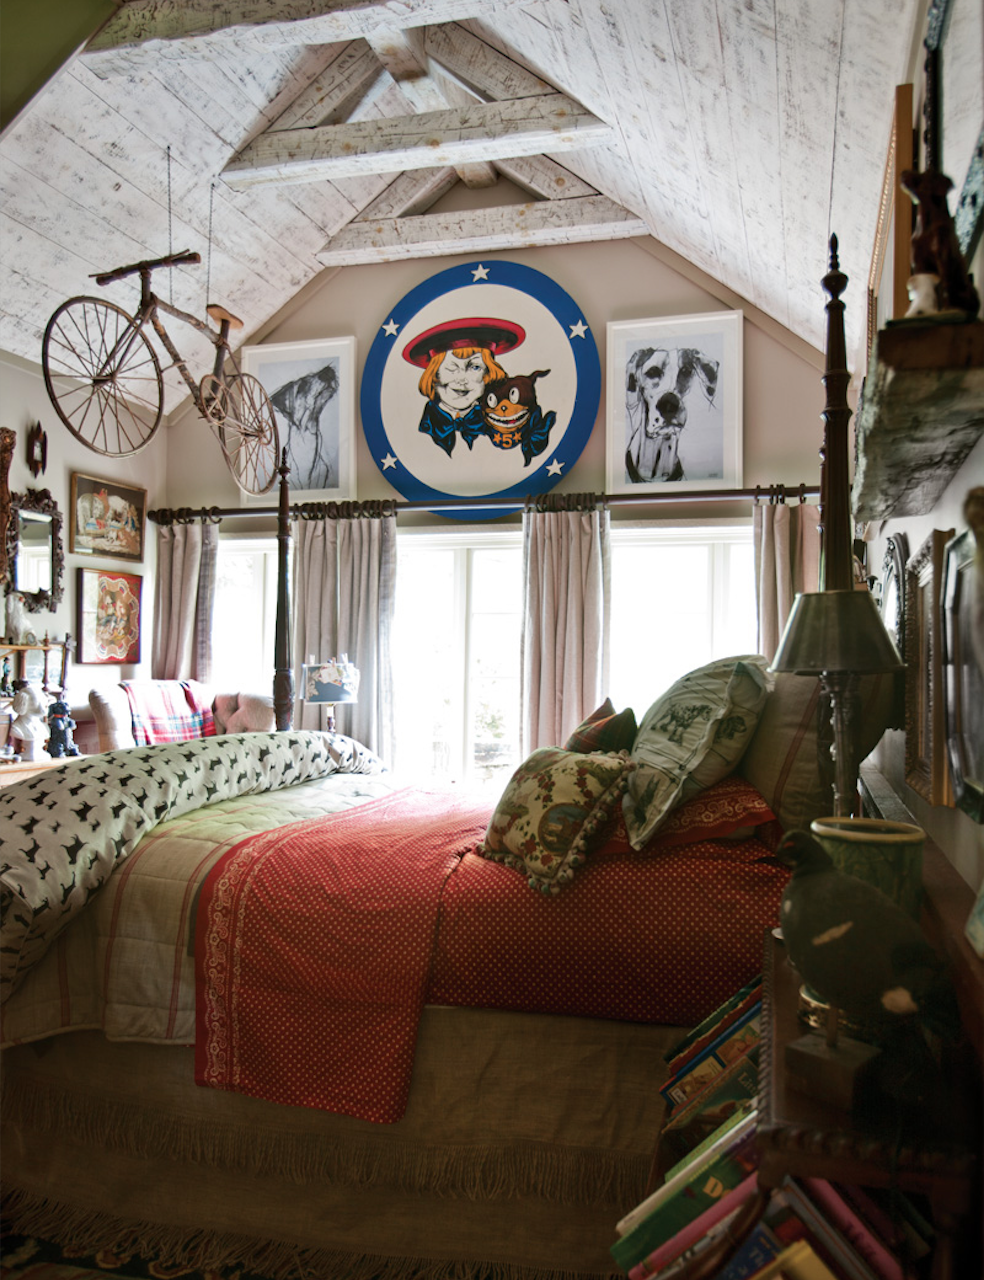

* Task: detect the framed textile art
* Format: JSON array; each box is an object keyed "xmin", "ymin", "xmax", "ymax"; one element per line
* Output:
[
  {"xmin": 904, "ymin": 528, "xmax": 954, "ymax": 806},
  {"xmin": 941, "ymin": 528, "xmax": 983, "ymax": 822},
  {"xmin": 605, "ymin": 311, "xmax": 743, "ymax": 496},
  {"xmin": 77, "ymin": 568, "xmax": 142, "ymax": 664},
  {"xmin": 361, "ymin": 260, "xmax": 600, "ymax": 520},
  {"xmin": 69, "ymin": 473, "xmax": 146, "ymax": 561}
]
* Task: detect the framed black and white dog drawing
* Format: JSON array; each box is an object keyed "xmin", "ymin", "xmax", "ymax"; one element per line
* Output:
[
  {"xmin": 606, "ymin": 311, "xmax": 743, "ymax": 495},
  {"xmin": 242, "ymin": 337, "xmax": 355, "ymax": 504}
]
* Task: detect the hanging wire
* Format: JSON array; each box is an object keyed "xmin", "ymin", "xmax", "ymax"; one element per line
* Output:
[
  {"xmin": 206, "ymin": 181, "xmax": 215, "ymax": 308},
  {"xmin": 166, "ymin": 145, "xmax": 174, "ymax": 305}
]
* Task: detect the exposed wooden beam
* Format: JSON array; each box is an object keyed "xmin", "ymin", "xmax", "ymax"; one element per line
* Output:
[
  {"xmin": 317, "ymin": 194, "xmax": 648, "ymax": 263},
  {"xmin": 268, "ymin": 41, "xmax": 381, "ymax": 131},
  {"xmin": 364, "ymin": 28, "xmax": 497, "ymax": 188},
  {"xmin": 355, "ymin": 165, "xmax": 459, "ymax": 218},
  {"xmin": 494, "ymin": 155, "xmax": 596, "ymax": 200},
  {"xmin": 424, "ymin": 22, "xmax": 552, "ymax": 100},
  {"xmin": 83, "ymin": 1, "xmax": 530, "ymax": 66},
  {"xmin": 222, "ymin": 95, "xmax": 612, "ymax": 188}
]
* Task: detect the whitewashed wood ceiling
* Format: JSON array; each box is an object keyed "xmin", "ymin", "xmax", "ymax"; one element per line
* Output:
[{"xmin": 0, "ymin": 0, "xmax": 922, "ymax": 404}]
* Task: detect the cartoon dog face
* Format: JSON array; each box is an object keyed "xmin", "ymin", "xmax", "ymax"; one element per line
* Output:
[{"xmin": 626, "ymin": 347, "xmax": 719, "ymax": 436}]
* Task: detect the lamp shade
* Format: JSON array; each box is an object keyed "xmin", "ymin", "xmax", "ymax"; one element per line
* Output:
[
  {"xmin": 771, "ymin": 590, "xmax": 903, "ymax": 675},
  {"xmin": 302, "ymin": 657, "xmax": 360, "ymax": 704}
]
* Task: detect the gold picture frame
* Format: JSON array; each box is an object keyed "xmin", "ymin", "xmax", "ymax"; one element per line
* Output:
[
  {"xmin": 904, "ymin": 528, "xmax": 954, "ymax": 805},
  {"xmin": 866, "ymin": 82, "xmax": 914, "ymax": 370}
]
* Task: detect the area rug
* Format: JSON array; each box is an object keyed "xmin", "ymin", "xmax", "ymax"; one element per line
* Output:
[{"xmin": 0, "ymin": 1230, "xmax": 267, "ymax": 1280}]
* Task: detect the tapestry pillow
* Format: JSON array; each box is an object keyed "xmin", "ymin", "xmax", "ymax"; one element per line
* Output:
[
  {"xmin": 623, "ymin": 656, "xmax": 772, "ymax": 850},
  {"xmin": 480, "ymin": 746, "xmax": 634, "ymax": 894},
  {"xmin": 564, "ymin": 698, "xmax": 638, "ymax": 754},
  {"xmin": 738, "ymin": 670, "xmax": 894, "ymax": 832},
  {"xmin": 0, "ymin": 731, "xmax": 386, "ymax": 1005}
]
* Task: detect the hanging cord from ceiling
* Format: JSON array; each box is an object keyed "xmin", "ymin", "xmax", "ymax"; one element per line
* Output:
[
  {"xmin": 206, "ymin": 181, "xmax": 215, "ymax": 308},
  {"xmin": 166, "ymin": 145, "xmax": 173, "ymax": 306}
]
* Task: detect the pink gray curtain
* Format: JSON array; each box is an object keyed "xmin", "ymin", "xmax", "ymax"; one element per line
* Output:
[
  {"xmin": 753, "ymin": 496, "xmax": 821, "ymax": 661},
  {"xmin": 522, "ymin": 496, "xmax": 610, "ymax": 752},
  {"xmin": 292, "ymin": 503, "xmax": 396, "ymax": 760},
  {"xmin": 152, "ymin": 520, "xmax": 219, "ymax": 681}
]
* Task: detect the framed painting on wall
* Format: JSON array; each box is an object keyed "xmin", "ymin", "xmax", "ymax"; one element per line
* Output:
[
  {"xmin": 865, "ymin": 83, "xmax": 914, "ymax": 370},
  {"xmin": 941, "ymin": 528, "xmax": 983, "ymax": 822},
  {"xmin": 242, "ymin": 337, "xmax": 356, "ymax": 502},
  {"xmin": 77, "ymin": 568, "xmax": 142, "ymax": 664},
  {"xmin": 360, "ymin": 260, "xmax": 600, "ymax": 520},
  {"xmin": 69, "ymin": 473, "xmax": 146, "ymax": 561},
  {"xmin": 904, "ymin": 528, "xmax": 954, "ymax": 806},
  {"xmin": 605, "ymin": 311, "xmax": 742, "ymax": 497}
]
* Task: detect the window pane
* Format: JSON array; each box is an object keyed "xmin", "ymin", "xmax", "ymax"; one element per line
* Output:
[
  {"xmin": 469, "ymin": 547, "xmax": 522, "ymax": 784},
  {"xmin": 214, "ymin": 541, "xmax": 276, "ymax": 691}
]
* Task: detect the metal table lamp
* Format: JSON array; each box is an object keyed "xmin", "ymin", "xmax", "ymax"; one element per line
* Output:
[
  {"xmin": 302, "ymin": 656, "xmax": 359, "ymax": 732},
  {"xmin": 771, "ymin": 589, "xmax": 903, "ymax": 817}
]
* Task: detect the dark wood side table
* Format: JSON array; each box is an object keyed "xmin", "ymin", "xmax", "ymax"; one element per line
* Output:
[{"xmin": 757, "ymin": 930, "xmax": 980, "ymax": 1280}]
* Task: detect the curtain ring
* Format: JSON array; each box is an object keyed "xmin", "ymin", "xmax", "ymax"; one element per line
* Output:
[
  {"xmin": 753, "ymin": 486, "xmax": 762, "ymax": 506},
  {"xmin": 798, "ymin": 483, "xmax": 807, "ymax": 504}
]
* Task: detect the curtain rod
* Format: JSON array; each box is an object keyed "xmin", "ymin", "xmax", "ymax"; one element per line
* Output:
[{"xmin": 149, "ymin": 482, "xmax": 819, "ymax": 524}]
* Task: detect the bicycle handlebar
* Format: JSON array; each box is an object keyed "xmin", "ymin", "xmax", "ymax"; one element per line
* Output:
[{"xmin": 92, "ymin": 250, "xmax": 201, "ymax": 286}]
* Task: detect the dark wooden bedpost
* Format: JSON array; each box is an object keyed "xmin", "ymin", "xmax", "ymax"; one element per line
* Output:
[
  {"xmin": 818, "ymin": 234, "xmax": 855, "ymax": 592},
  {"xmin": 273, "ymin": 450, "xmax": 293, "ymax": 730}
]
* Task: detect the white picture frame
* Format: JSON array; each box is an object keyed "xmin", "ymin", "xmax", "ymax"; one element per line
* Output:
[
  {"xmin": 241, "ymin": 337, "xmax": 356, "ymax": 503},
  {"xmin": 605, "ymin": 310, "xmax": 743, "ymax": 496}
]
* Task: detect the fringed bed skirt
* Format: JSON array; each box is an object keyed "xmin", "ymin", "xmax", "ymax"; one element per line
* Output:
[{"xmin": 2, "ymin": 1006, "xmax": 684, "ymax": 1278}]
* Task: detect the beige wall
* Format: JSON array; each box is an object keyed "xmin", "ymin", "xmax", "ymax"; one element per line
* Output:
[
  {"xmin": 164, "ymin": 233, "xmax": 827, "ymax": 525},
  {"xmin": 1, "ymin": 350, "xmax": 165, "ymax": 715}
]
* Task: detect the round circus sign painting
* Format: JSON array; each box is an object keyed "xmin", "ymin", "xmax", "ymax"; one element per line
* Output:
[{"xmin": 361, "ymin": 260, "xmax": 600, "ymax": 519}]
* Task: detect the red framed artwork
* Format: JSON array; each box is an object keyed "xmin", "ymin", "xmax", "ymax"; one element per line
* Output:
[{"xmin": 77, "ymin": 567, "xmax": 142, "ymax": 664}]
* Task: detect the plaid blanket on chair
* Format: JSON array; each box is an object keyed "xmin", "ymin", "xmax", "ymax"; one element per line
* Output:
[{"xmin": 123, "ymin": 680, "xmax": 217, "ymax": 745}]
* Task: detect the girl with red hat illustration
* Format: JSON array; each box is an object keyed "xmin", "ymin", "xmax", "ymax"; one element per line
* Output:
[{"xmin": 404, "ymin": 318, "xmax": 524, "ymax": 456}]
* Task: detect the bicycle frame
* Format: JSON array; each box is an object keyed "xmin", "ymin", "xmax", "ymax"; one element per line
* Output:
[{"xmin": 131, "ymin": 265, "xmax": 236, "ymax": 418}]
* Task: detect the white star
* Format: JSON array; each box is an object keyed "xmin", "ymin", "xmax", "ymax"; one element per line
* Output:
[
  {"xmin": 382, "ymin": 319, "xmax": 399, "ymax": 337},
  {"xmin": 381, "ymin": 453, "xmax": 398, "ymax": 470},
  {"xmin": 568, "ymin": 319, "xmax": 588, "ymax": 339},
  {"xmin": 546, "ymin": 458, "xmax": 564, "ymax": 476},
  {"xmin": 471, "ymin": 264, "xmax": 490, "ymax": 281}
]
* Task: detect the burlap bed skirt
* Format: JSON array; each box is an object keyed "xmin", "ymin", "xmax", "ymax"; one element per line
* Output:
[{"xmin": 1, "ymin": 1005, "xmax": 685, "ymax": 1279}]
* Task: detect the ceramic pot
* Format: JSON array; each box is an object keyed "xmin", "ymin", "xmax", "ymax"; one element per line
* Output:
[{"xmin": 810, "ymin": 816, "xmax": 924, "ymax": 921}]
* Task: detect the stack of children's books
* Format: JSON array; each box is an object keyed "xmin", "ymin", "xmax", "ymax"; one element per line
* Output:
[{"xmin": 610, "ymin": 979, "xmax": 935, "ymax": 1279}]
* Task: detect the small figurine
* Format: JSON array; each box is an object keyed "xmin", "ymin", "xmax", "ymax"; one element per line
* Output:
[
  {"xmin": 47, "ymin": 695, "xmax": 80, "ymax": 758},
  {"xmin": 900, "ymin": 168, "xmax": 980, "ymax": 319},
  {"xmin": 10, "ymin": 681, "xmax": 50, "ymax": 762},
  {"xmin": 0, "ymin": 653, "xmax": 12, "ymax": 697}
]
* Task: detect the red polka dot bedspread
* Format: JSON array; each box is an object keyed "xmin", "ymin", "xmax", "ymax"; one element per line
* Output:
[{"xmin": 191, "ymin": 777, "xmax": 788, "ymax": 1123}]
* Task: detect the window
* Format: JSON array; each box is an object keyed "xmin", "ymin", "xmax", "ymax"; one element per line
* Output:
[
  {"xmin": 608, "ymin": 525, "xmax": 756, "ymax": 715},
  {"xmin": 213, "ymin": 537, "xmax": 281, "ymax": 692},
  {"xmin": 392, "ymin": 531, "xmax": 523, "ymax": 787}
]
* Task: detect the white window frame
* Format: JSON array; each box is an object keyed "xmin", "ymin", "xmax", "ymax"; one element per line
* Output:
[{"xmin": 214, "ymin": 534, "xmax": 282, "ymax": 692}]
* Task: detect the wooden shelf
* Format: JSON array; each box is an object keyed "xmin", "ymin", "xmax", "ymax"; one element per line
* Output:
[{"xmin": 853, "ymin": 321, "xmax": 984, "ymax": 521}]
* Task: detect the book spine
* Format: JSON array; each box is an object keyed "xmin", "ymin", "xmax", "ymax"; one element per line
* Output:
[
  {"xmin": 626, "ymin": 1173, "xmax": 759, "ymax": 1280},
  {"xmin": 800, "ymin": 1178, "xmax": 903, "ymax": 1280}
]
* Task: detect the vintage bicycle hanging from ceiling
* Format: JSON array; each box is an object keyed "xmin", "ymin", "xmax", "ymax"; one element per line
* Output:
[{"xmin": 40, "ymin": 250, "xmax": 279, "ymax": 496}]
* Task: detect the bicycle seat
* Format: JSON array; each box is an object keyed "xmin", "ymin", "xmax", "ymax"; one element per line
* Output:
[{"xmin": 206, "ymin": 303, "xmax": 244, "ymax": 331}]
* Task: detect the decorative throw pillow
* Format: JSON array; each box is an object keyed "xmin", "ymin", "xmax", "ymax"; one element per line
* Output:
[
  {"xmin": 738, "ymin": 670, "xmax": 894, "ymax": 832},
  {"xmin": 623, "ymin": 656, "xmax": 771, "ymax": 850},
  {"xmin": 594, "ymin": 775, "xmax": 776, "ymax": 857},
  {"xmin": 480, "ymin": 746, "xmax": 634, "ymax": 894},
  {"xmin": 564, "ymin": 698, "xmax": 638, "ymax": 754}
]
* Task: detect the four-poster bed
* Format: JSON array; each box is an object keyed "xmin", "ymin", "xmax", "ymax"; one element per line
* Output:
[{"xmin": 1, "ymin": 251, "xmax": 872, "ymax": 1279}]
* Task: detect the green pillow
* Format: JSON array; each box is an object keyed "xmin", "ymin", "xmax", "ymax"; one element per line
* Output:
[
  {"xmin": 623, "ymin": 656, "xmax": 771, "ymax": 850},
  {"xmin": 480, "ymin": 747, "xmax": 634, "ymax": 894}
]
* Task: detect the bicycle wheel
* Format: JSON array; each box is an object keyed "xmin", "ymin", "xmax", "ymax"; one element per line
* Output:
[
  {"xmin": 217, "ymin": 373, "xmax": 280, "ymax": 495},
  {"xmin": 42, "ymin": 297, "xmax": 163, "ymax": 455}
]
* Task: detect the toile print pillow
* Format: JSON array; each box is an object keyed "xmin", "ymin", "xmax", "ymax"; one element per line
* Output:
[
  {"xmin": 479, "ymin": 746, "xmax": 634, "ymax": 894},
  {"xmin": 623, "ymin": 656, "xmax": 771, "ymax": 850},
  {"xmin": 0, "ymin": 730, "xmax": 384, "ymax": 1004}
]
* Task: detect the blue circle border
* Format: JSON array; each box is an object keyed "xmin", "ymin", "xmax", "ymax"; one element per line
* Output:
[{"xmin": 361, "ymin": 260, "xmax": 600, "ymax": 519}]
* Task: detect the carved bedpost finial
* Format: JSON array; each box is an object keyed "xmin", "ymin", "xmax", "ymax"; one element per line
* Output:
[{"xmin": 819, "ymin": 233, "xmax": 853, "ymax": 593}]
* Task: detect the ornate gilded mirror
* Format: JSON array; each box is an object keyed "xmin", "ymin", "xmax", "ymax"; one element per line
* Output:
[{"xmin": 5, "ymin": 488, "xmax": 65, "ymax": 613}]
